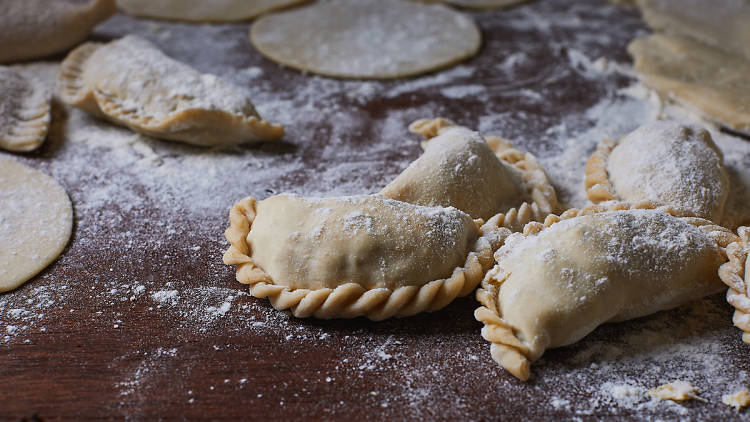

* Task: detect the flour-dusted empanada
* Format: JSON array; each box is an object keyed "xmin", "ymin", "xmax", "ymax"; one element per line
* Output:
[
  {"xmin": 585, "ymin": 121, "xmax": 729, "ymax": 222},
  {"xmin": 223, "ymin": 194, "xmax": 509, "ymax": 320},
  {"xmin": 719, "ymin": 227, "xmax": 750, "ymax": 344},
  {"xmin": 117, "ymin": 0, "xmax": 310, "ymax": 23},
  {"xmin": 380, "ymin": 118, "xmax": 558, "ymax": 230},
  {"xmin": 58, "ymin": 35, "xmax": 284, "ymax": 147},
  {"xmin": 0, "ymin": 0, "xmax": 115, "ymax": 64},
  {"xmin": 475, "ymin": 202, "xmax": 736, "ymax": 380},
  {"xmin": 0, "ymin": 67, "xmax": 51, "ymax": 152}
]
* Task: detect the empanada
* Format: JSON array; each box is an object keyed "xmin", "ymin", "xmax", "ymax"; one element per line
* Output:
[
  {"xmin": 719, "ymin": 226, "xmax": 750, "ymax": 344},
  {"xmin": 380, "ymin": 118, "xmax": 558, "ymax": 230},
  {"xmin": 0, "ymin": 0, "xmax": 115, "ymax": 64},
  {"xmin": 223, "ymin": 194, "xmax": 509, "ymax": 320},
  {"xmin": 0, "ymin": 67, "xmax": 51, "ymax": 152},
  {"xmin": 117, "ymin": 0, "xmax": 310, "ymax": 23},
  {"xmin": 58, "ymin": 35, "xmax": 284, "ymax": 147},
  {"xmin": 475, "ymin": 202, "xmax": 736, "ymax": 380},
  {"xmin": 585, "ymin": 121, "xmax": 729, "ymax": 222}
]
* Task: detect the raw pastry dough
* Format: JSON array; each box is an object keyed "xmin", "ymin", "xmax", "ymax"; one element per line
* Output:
[
  {"xmin": 628, "ymin": 34, "xmax": 750, "ymax": 135},
  {"xmin": 585, "ymin": 121, "xmax": 729, "ymax": 222},
  {"xmin": 250, "ymin": 0, "xmax": 481, "ymax": 79},
  {"xmin": 428, "ymin": 0, "xmax": 529, "ymax": 9},
  {"xmin": 58, "ymin": 35, "xmax": 284, "ymax": 146},
  {"xmin": 223, "ymin": 194, "xmax": 509, "ymax": 320},
  {"xmin": 381, "ymin": 118, "xmax": 558, "ymax": 228},
  {"xmin": 0, "ymin": 0, "xmax": 116, "ymax": 64},
  {"xmin": 723, "ymin": 390, "xmax": 750, "ymax": 411},
  {"xmin": 649, "ymin": 381, "xmax": 705, "ymax": 402},
  {"xmin": 116, "ymin": 0, "xmax": 310, "ymax": 23},
  {"xmin": 0, "ymin": 67, "xmax": 51, "ymax": 152},
  {"xmin": 0, "ymin": 157, "xmax": 73, "ymax": 293},
  {"xmin": 475, "ymin": 202, "xmax": 735, "ymax": 380},
  {"xmin": 718, "ymin": 226, "xmax": 750, "ymax": 344}
]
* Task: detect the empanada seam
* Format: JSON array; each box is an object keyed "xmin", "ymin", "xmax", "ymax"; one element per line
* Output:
[
  {"xmin": 719, "ymin": 227, "xmax": 750, "ymax": 343},
  {"xmin": 584, "ymin": 138, "xmax": 619, "ymax": 203},
  {"xmin": 0, "ymin": 70, "xmax": 51, "ymax": 152},
  {"xmin": 57, "ymin": 42, "xmax": 102, "ymax": 108}
]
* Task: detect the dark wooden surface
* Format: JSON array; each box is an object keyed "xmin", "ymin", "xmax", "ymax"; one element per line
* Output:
[{"xmin": 2, "ymin": 1, "xmax": 750, "ymax": 420}]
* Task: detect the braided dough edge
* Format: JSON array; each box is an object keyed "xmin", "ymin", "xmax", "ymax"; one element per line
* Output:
[
  {"xmin": 223, "ymin": 197, "xmax": 511, "ymax": 321},
  {"xmin": 584, "ymin": 138, "xmax": 619, "ymax": 203},
  {"xmin": 719, "ymin": 227, "xmax": 750, "ymax": 344},
  {"xmin": 475, "ymin": 200, "xmax": 738, "ymax": 381}
]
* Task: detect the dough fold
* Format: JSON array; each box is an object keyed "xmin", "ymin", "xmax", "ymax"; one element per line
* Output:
[
  {"xmin": 719, "ymin": 227, "xmax": 750, "ymax": 344},
  {"xmin": 0, "ymin": 67, "xmax": 51, "ymax": 152}
]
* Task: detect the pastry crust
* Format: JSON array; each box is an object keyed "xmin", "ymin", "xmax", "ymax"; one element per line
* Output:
[
  {"xmin": 0, "ymin": 67, "xmax": 51, "ymax": 152},
  {"xmin": 475, "ymin": 201, "xmax": 736, "ymax": 381},
  {"xmin": 718, "ymin": 226, "xmax": 750, "ymax": 344},
  {"xmin": 585, "ymin": 121, "xmax": 729, "ymax": 222},
  {"xmin": 116, "ymin": 0, "xmax": 310, "ymax": 23},
  {"xmin": 58, "ymin": 35, "xmax": 283, "ymax": 146},
  {"xmin": 381, "ymin": 118, "xmax": 558, "ymax": 230},
  {"xmin": 223, "ymin": 194, "xmax": 510, "ymax": 320}
]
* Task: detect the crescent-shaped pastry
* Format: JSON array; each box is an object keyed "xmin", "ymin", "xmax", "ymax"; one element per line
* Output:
[
  {"xmin": 380, "ymin": 118, "xmax": 559, "ymax": 231},
  {"xmin": 0, "ymin": 0, "xmax": 116, "ymax": 64},
  {"xmin": 0, "ymin": 67, "xmax": 51, "ymax": 152},
  {"xmin": 475, "ymin": 201, "xmax": 736, "ymax": 381},
  {"xmin": 223, "ymin": 194, "xmax": 509, "ymax": 320},
  {"xmin": 585, "ymin": 121, "xmax": 729, "ymax": 222},
  {"xmin": 719, "ymin": 226, "xmax": 750, "ymax": 344},
  {"xmin": 58, "ymin": 35, "xmax": 284, "ymax": 147}
]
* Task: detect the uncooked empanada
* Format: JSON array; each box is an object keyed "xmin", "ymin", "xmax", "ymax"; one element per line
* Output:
[
  {"xmin": 0, "ymin": 67, "xmax": 51, "ymax": 152},
  {"xmin": 223, "ymin": 194, "xmax": 509, "ymax": 320},
  {"xmin": 475, "ymin": 202, "xmax": 736, "ymax": 380},
  {"xmin": 58, "ymin": 35, "xmax": 284, "ymax": 146},
  {"xmin": 117, "ymin": 0, "xmax": 310, "ymax": 22},
  {"xmin": 585, "ymin": 121, "xmax": 729, "ymax": 222},
  {"xmin": 719, "ymin": 226, "xmax": 750, "ymax": 344},
  {"xmin": 380, "ymin": 118, "xmax": 558, "ymax": 230},
  {"xmin": 0, "ymin": 0, "xmax": 115, "ymax": 64}
]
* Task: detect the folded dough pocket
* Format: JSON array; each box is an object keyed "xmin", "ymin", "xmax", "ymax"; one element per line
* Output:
[
  {"xmin": 223, "ymin": 194, "xmax": 509, "ymax": 320},
  {"xmin": 58, "ymin": 35, "xmax": 283, "ymax": 147},
  {"xmin": 380, "ymin": 118, "xmax": 558, "ymax": 230},
  {"xmin": 0, "ymin": 67, "xmax": 51, "ymax": 152},
  {"xmin": 475, "ymin": 202, "xmax": 736, "ymax": 381}
]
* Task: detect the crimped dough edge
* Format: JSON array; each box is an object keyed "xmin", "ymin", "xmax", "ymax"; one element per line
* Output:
[
  {"xmin": 0, "ymin": 71, "xmax": 51, "ymax": 152},
  {"xmin": 719, "ymin": 227, "xmax": 750, "ymax": 344},
  {"xmin": 408, "ymin": 117, "xmax": 560, "ymax": 231},
  {"xmin": 222, "ymin": 196, "xmax": 511, "ymax": 321},
  {"xmin": 475, "ymin": 200, "xmax": 739, "ymax": 381},
  {"xmin": 584, "ymin": 138, "xmax": 619, "ymax": 203}
]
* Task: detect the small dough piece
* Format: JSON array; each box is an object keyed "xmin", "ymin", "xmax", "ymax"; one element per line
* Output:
[
  {"xmin": 223, "ymin": 194, "xmax": 509, "ymax": 320},
  {"xmin": 649, "ymin": 381, "xmax": 705, "ymax": 402},
  {"xmin": 0, "ymin": 0, "xmax": 116, "ymax": 64},
  {"xmin": 58, "ymin": 35, "xmax": 284, "ymax": 147},
  {"xmin": 116, "ymin": 0, "xmax": 310, "ymax": 23},
  {"xmin": 0, "ymin": 157, "xmax": 73, "ymax": 293},
  {"xmin": 0, "ymin": 67, "xmax": 51, "ymax": 152},
  {"xmin": 628, "ymin": 33, "xmax": 750, "ymax": 135},
  {"xmin": 250, "ymin": 0, "xmax": 481, "ymax": 79},
  {"xmin": 722, "ymin": 390, "xmax": 750, "ymax": 411},
  {"xmin": 381, "ymin": 118, "xmax": 558, "ymax": 229},
  {"xmin": 475, "ymin": 202, "xmax": 735, "ymax": 381},
  {"xmin": 718, "ymin": 227, "xmax": 750, "ymax": 344},
  {"xmin": 585, "ymin": 121, "xmax": 729, "ymax": 222}
]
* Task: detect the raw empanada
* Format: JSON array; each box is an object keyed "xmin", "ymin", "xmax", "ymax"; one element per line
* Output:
[
  {"xmin": 0, "ymin": 0, "xmax": 115, "ymax": 64},
  {"xmin": 585, "ymin": 121, "xmax": 729, "ymax": 222},
  {"xmin": 117, "ymin": 0, "xmax": 310, "ymax": 23},
  {"xmin": 475, "ymin": 202, "xmax": 736, "ymax": 380},
  {"xmin": 58, "ymin": 35, "xmax": 284, "ymax": 147},
  {"xmin": 380, "ymin": 118, "xmax": 558, "ymax": 230},
  {"xmin": 719, "ymin": 226, "xmax": 750, "ymax": 344},
  {"xmin": 0, "ymin": 67, "xmax": 51, "ymax": 152},
  {"xmin": 223, "ymin": 194, "xmax": 509, "ymax": 320}
]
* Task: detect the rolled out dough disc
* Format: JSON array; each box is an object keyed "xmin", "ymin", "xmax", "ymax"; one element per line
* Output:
[
  {"xmin": 0, "ymin": 157, "xmax": 73, "ymax": 293},
  {"xmin": 250, "ymin": 0, "xmax": 482, "ymax": 79},
  {"xmin": 116, "ymin": 0, "xmax": 310, "ymax": 23}
]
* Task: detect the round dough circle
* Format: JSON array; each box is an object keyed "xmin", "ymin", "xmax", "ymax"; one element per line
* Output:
[
  {"xmin": 116, "ymin": 0, "xmax": 310, "ymax": 22},
  {"xmin": 0, "ymin": 157, "xmax": 73, "ymax": 292},
  {"xmin": 250, "ymin": 0, "xmax": 482, "ymax": 79}
]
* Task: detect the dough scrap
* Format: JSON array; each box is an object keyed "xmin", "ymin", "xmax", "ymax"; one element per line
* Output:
[
  {"xmin": 0, "ymin": 0, "xmax": 115, "ymax": 64},
  {"xmin": 223, "ymin": 194, "xmax": 509, "ymax": 320},
  {"xmin": 58, "ymin": 35, "xmax": 284, "ymax": 147},
  {"xmin": 250, "ymin": 0, "xmax": 481, "ymax": 79},
  {"xmin": 718, "ymin": 226, "xmax": 750, "ymax": 344},
  {"xmin": 0, "ymin": 67, "xmax": 51, "ymax": 152},
  {"xmin": 628, "ymin": 33, "xmax": 750, "ymax": 135},
  {"xmin": 475, "ymin": 202, "xmax": 735, "ymax": 381},
  {"xmin": 585, "ymin": 121, "xmax": 729, "ymax": 222},
  {"xmin": 0, "ymin": 157, "xmax": 73, "ymax": 293},
  {"xmin": 722, "ymin": 390, "xmax": 750, "ymax": 411},
  {"xmin": 649, "ymin": 381, "xmax": 705, "ymax": 402},
  {"xmin": 381, "ymin": 118, "xmax": 558, "ymax": 229},
  {"xmin": 116, "ymin": 0, "xmax": 310, "ymax": 23}
]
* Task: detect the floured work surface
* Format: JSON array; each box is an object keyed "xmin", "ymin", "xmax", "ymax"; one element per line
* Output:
[{"xmin": 2, "ymin": 1, "xmax": 750, "ymax": 420}]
